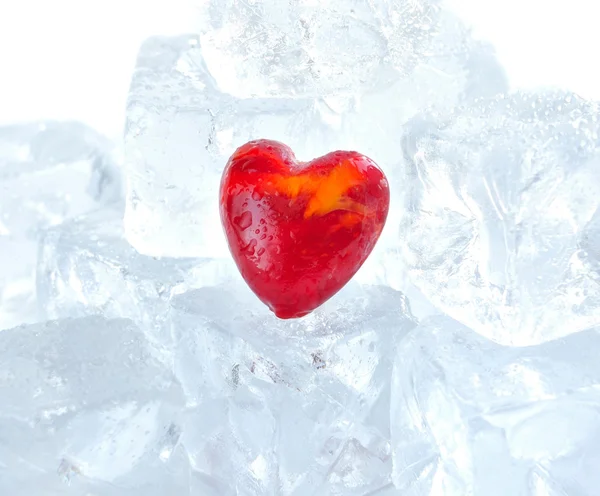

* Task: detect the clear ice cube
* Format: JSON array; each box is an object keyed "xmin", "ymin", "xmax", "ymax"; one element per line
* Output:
[
  {"xmin": 170, "ymin": 281, "xmax": 416, "ymax": 493},
  {"xmin": 124, "ymin": 34, "xmax": 335, "ymax": 258},
  {"xmin": 37, "ymin": 207, "xmax": 238, "ymax": 357},
  {"xmin": 0, "ymin": 121, "xmax": 121, "ymax": 330},
  {"xmin": 0, "ymin": 316, "xmax": 185, "ymax": 490},
  {"xmin": 183, "ymin": 380, "xmax": 394, "ymax": 495},
  {"xmin": 0, "ymin": 121, "xmax": 122, "ymax": 237},
  {"xmin": 391, "ymin": 315, "xmax": 600, "ymax": 494},
  {"xmin": 398, "ymin": 90, "xmax": 600, "ymax": 345},
  {"xmin": 196, "ymin": 0, "xmax": 440, "ymax": 99}
]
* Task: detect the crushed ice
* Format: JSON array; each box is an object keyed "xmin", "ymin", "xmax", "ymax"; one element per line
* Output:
[{"xmin": 1, "ymin": 1, "xmax": 599, "ymax": 494}]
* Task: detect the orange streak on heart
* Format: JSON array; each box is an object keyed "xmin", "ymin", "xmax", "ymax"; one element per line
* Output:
[
  {"xmin": 271, "ymin": 174, "xmax": 317, "ymax": 198},
  {"xmin": 303, "ymin": 163, "xmax": 366, "ymax": 219},
  {"xmin": 265, "ymin": 160, "xmax": 366, "ymax": 220}
]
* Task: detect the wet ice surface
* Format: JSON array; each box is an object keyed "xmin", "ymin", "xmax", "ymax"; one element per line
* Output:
[{"xmin": 2, "ymin": 0, "xmax": 600, "ymax": 494}]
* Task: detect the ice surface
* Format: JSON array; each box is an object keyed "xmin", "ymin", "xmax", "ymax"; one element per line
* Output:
[
  {"xmin": 398, "ymin": 90, "xmax": 600, "ymax": 345},
  {"xmin": 37, "ymin": 207, "xmax": 238, "ymax": 357},
  {"xmin": 0, "ymin": 316, "xmax": 186, "ymax": 492},
  {"xmin": 0, "ymin": 121, "xmax": 121, "ymax": 330},
  {"xmin": 391, "ymin": 315, "xmax": 600, "ymax": 495},
  {"xmin": 196, "ymin": 0, "xmax": 440, "ymax": 99},
  {"xmin": 170, "ymin": 282, "xmax": 416, "ymax": 493}
]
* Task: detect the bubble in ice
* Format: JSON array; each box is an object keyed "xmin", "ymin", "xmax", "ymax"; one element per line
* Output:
[{"xmin": 398, "ymin": 90, "xmax": 600, "ymax": 346}]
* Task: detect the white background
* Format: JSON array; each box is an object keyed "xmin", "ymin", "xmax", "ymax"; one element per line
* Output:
[{"xmin": 0, "ymin": 0, "xmax": 598, "ymax": 141}]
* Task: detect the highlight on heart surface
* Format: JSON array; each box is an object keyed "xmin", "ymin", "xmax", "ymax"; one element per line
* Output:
[{"xmin": 219, "ymin": 139, "xmax": 390, "ymax": 319}]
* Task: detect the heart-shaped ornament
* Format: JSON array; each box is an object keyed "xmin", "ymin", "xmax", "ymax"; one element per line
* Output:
[{"xmin": 220, "ymin": 140, "xmax": 390, "ymax": 319}]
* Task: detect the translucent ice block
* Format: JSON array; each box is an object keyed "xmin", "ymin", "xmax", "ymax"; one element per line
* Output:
[
  {"xmin": 0, "ymin": 121, "xmax": 121, "ymax": 330},
  {"xmin": 170, "ymin": 281, "xmax": 416, "ymax": 493},
  {"xmin": 124, "ymin": 35, "xmax": 335, "ymax": 258},
  {"xmin": 0, "ymin": 316, "xmax": 185, "ymax": 490},
  {"xmin": 391, "ymin": 315, "xmax": 600, "ymax": 494},
  {"xmin": 398, "ymin": 91, "xmax": 600, "ymax": 345},
  {"xmin": 37, "ymin": 208, "xmax": 238, "ymax": 358}
]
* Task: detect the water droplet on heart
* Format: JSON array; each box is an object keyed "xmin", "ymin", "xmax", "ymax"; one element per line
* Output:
[
  {"xmin": 259, "ymin": 219, "xmax": 266, "ymax": 225},
  {"xmin": 255, "ymin": 229, "xmax": 260, "ymax": 234},
  {"xmin": 257, "ymin": 247, "xmax": 265, "ymax": 256},
  {"xmin": 242, "ymin": 202, "xmax": 248, "ymax": 208},
  {"xmin": 252, "ymin": 190, "xmax": 262, "ymax": 201},
  {"xmin": 244, "ymin": 238, "xmax": 257, "ymax": 255},
  {"xmin": 260, "ymin": 233, "xmax": 266, "ymax": 240},
  {"xmin": 268, "ymin": 235, "xmax": 273, "ymax": 241},
  {"xmin": 233, "ymin": 211, "xmax": 253, "ymax": 230}
]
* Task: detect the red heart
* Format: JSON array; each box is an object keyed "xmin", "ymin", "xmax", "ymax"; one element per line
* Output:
[{"xmin": 219, "ymin": 140, "xmax": 390, "ymax": 319}]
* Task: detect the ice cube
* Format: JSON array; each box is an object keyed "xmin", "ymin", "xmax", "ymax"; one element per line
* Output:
[
  {"xmin": 0, "ymin": 316, "xmax": 185, "ymax": 490},
  {"xmin": 169, "ymin": 281, "xmax": 415, "ymax": 400},
  {"xmin": 398, "ymin": 91, "xmax": 600, "ymax": 345},
  {"xmin": 309, "ymin": 9, "xmax": 506, "ymax": 170},
  {"xmin": 0, "ymin": 121, "xmax": 121, "ymax": 331},
  {"xmin": 1, "ymin": 442, "xmax": 192, "ymax": 496},
  {"xmin": 318, "ymin": 436, "xmax": 394, "ymax": 495},
  {"xmin": 190, "ymin": 469, "xmax": 236, "ymax": 496},
  {"xmin": 196, "ymin": 0, "xmax": 440, "ymax": 99},
  {"xmin": 37, "ymin": 207, "xmax": 238, "ymax": 358},
  {"xmin": 171, "ymin": 281, "xmax": 416, "ymax": 493},
  {"xmin": 0, "ymin": 121, "xmax": 122, "ymax": 235},
  {"xmin": 391, "ymin": 315, "xmax": 600, "ymax": 494},
  {"xmin": 183, "ymin": 379, "xmax": 393, "ymax": 495},
  {"xmin": 421, "ymin": 10, "xmax": 508, "ymax": 103},
  {"xmin": 0, "ymin": 316, "xmax": 176, "ymax": 422},
  {"xmin": 124, "ymin": 34, "xmax": 335, "ymax": 258},
  {"xmin": 183, "ymin": 387, "xmax": 278, "ymax": 495}
]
